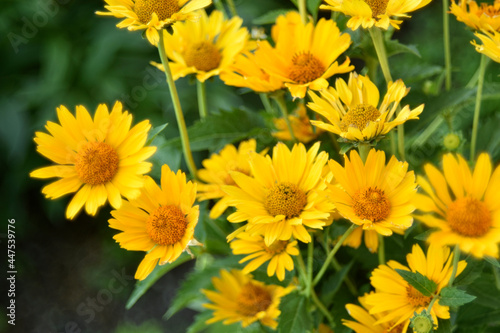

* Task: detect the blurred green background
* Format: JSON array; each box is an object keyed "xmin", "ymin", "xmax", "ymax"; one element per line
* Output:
[{"xmin": 1, "ymin": 0, "xmax": 499, "ymax": 332}]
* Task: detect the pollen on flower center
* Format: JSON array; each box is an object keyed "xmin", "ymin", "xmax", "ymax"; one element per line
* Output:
[
  {"xmin": 236, "ymin": 282, "xmax": 272, "ymax": 316},
  {"xmin": 265, "ymin": 182, "xmax": 307, "ymax": 219},
  {"xmin": 146, "ymin": 205, "xmax": 187, "ymax": 245},
  {"xmin": 352, "ymin": 187, "xmax": 391, "ymax": 222},
  {"xmin": 288, "ymin": 52, "xmax": 325, "ymax": 84},
  {"xmin": 406, "ymin": 285, "xmax": 432, "ymax": 307},
  {"xmin": 264, "ymin": 240, "xmax": 287, "ymax": 255},
  {"xmin": 134, "ymin": 0, "xmax": 180, "ymax": 24},
  {"xmin": 184, "ymin": 41, "xmax": 222, "ymax": 72},
  {"xmin": 363, "ymin": 0, "xmax": 389, "ymax": 17},
  {"xmin": 340, "ymin": 104, "xmax": 381, "ymax": 132},
  {"xmin": 75, "ymin": 141, "xmax": 119, "ymax": 185},
  {"xmin": 447, "ymin": 197, "xmax": 492, "ymax": 237}
]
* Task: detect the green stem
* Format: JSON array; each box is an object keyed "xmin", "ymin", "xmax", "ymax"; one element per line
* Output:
[
  {"xmin": 470, "ymin": 54, "xmax": 488, "ymax": 161},
  {"xmin": 213, "ymin": 0, "xmax": 228, "ymax": 17},
  {"xmin": 378, "ymin": 234, "xmax": 385, "ymax": 265},
  {"xmin": 272, "ymin": 93, "xmax": 297, "ymax": 142},
  {"xmin": 298, "ymin": 0, "xmax": 307, "ymax": 24},
  {"xmin": 260, "ymin": 93, "xmax": 275, "ymax": 115},
  {"xmin": 226, "ymin": 0, "xmax": 238, "ymax": 17},
  {"xmin": 158, "ymin": 30, "xmax": 198, "ymax": 179},
  {"xmin": 313, "ymin": 224, "xmax": 357, "ymax": 287},
  {"xmin": 311, "ymin": 288, "xmax": 335, "ymax": 325},
  {"xmin": 307, "ymin": 239, "xmax": 314, "ymax": 296},
  {"xmin": 427, "ymin": 294, "xmax": 440, "ymax": 313},
  {"xmin": 443, "ymin": 0, "xmax": 452, "ymax": 91},
  {"xmin": 448, "ymin": 245, "xmax": 461, "ymax": 287},
  {"xmin": 331, "ymin": 257, "xmax": 358, "ymax": 296},
  {"xmin": 197, "ymin": 80, "xmax": 208, "ymax": 119},
  {"xmin": 358, "ymin": 142, "xmax": 371, "ymax": 162},
  {"xmin": 296, "ymin": 250, "xmax": 310, "ymax": 296}
]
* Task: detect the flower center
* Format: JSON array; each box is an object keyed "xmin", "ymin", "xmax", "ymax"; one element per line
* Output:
[
  {"xmin": 406, "ymin": 285, "xmax": 432, "ymax": 308},
  {"xmin": 288, "ymin": 52, "xmax": 325, "ymax": 84},
  {"xmin": 447, "ymin": 197, "xmax": 492, "ymax": 237},
  {"xmin": 352, "ymin": 187, "xmax": 391, "ymax": 222},
  {"xmin": 363, "ymin": 0, "xmax": 389, "ymax": 17},
  {"xmin": 265, "ymin": 182, "xmax": 307, "ymax": 219},
  {"xmin": 340, "ymin": 104, "xmax": 381, "ymax": 132},
  {"xmin": 264, "ymin": 240, "xmax": 288, "ymax": 255},
  {"xmin": 184, "ymin": 41, "xmax": 222, "ymax": 72},
  {"xmin": 236, "ymin": 282, "xmax": 272, "ymax": 317},
  {"xmin": 146, "ymin": 205, "xmax": 187, "ymax": 245},
  {"xmin": 75, "ymin": 142, "xmax": 119, "ymax": 185},
  {"xmin": 133, "ymin": 0, "xmax": 180, "ymax": 24}
]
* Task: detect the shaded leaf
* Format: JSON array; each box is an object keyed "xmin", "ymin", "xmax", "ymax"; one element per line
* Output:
[
  {"xmin": 277, "ymin": 292, "xmax": 312, "ymax": 333},
  {"xmin": 146, "ymin": 122, "xmax": 168, "ymax": 145},
  {"xmin": 439, "ymin": 287, "xmax": 476, "ymax": 307},
  {"xmin": 395, "ymin": 270, "xmax": 437, "ymax": 296},
  {"xmin": 253, "ymin": 9, "xmax": 291, "ymax": 25},
  {"xmin": 484, "ymin": 256, "xmax": 500, "ymax": 268}
]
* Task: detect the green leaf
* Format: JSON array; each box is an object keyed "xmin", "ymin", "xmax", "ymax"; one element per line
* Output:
[
  {"xmin": 453, "ymin": 259, "xmax": 484, "ymax": 286},
  {"xmin": 252, "ymin": 9, "xmax": 290, "ymax": 25},
  {"xmin": 339, "ymin": 142, "xmax": 356, "ymax": 155},
  {"xmin": 413, "ymin": 229, "xmax": 436, "ymax": 241},
  {"xmin": 146, "ymin": 122, "xmax": 168, "ymax": 145},
  {"xmin": 385, "ymin": 39, "xmax": 421, "ymax": 58},
  {"xmin": 320, "ymin": 260, "xmax": 354, "ymax": 307},
  {"xmin": 277, "ymin": 292, "xmax": 312, "ymax": 333},
  {"xmin": 484, "ymin": 256, "xmax": 500, "ymax": 268},
  {"xmin": 307, "ymin": 0, "xmax": 322, "ymax": 20},
  {"xmin": 186, "ymin": 311, "xmax": 212, "ymax": 333},
  {"xmin": 395, "ymin": 270, "xmax": 437, "ymax": 297},
  {"xmin": 126, "ymin": 252, "xmax": 192, "ymax": 309},
  {"xmin": 434, "ymin": 318, "xmax": 451, "ymax": 333},
  {"xmin": 439, "ymin": 287, "xmax": 476, "ymax": 307},
  {"xmin": 148, "ymin": 135, "xmax": 182, "ymax": 180}
]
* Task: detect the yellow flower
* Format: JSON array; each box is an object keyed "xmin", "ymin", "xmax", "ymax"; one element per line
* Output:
[
  {"xmin": 96, "ymin": 0, "xmax": 212, "ymax": 45},
  {"xmin": 364, "ymin": 244, "xmax": 467, "ymax": 331},
  {"xmin": 321, "ymin": 0, "xmax": 432, "ymax": 30},
  {"xmin": 108, "ymin": 164, "xmax": 199, "ymax": 280},
  {"xmin": 150, "ymin": 10, "xmax": 250, "ymax": 82},
  {"xmin": 230, "ymin": 232, "xmax": 299, "ymax": 281},
  {"xmin": 414, "ymin": 153, "xmax": 500, "ymax": 258},
  {"xmin": 237, "ymin": 11, "xmax": 353, "ymax": 99},
  {"xmin": 343, "ymin": 293, "xmax": 407, "ymax": 333},
  {"xmin": 30, "ymin": 102, "xmax": 156, "ymax": 220},
  {"xmin": 272, "ymin": 103, "xmax": 325, "ymax": 143},
  {"xmin": 197, "ymin": 139, "xmax": 263, "ymax": 219},
  {"xmin": 225, "ymin": 142, "xmax": 335, "ymax": 245},
  {"xmin": 202, "ymin": 269, "xmax": 294, "ymax": 329},
  {"xmin": 328, "ymin": 149, "xmax": 417, "ymax": 236},
  {"xmin": 472, "ymin": 29, "xmax": 500, "ymax": 63},
  {"xmin": 450, "ymin": 0, "xmax": 500, "ymax": 32},
  {"xmin": 343, "ymin": 226, "xmax": 403, "ymax": 253},
  {"xmin": 308, "ymin": 72, "xmax": 424, "ymax": 142}
]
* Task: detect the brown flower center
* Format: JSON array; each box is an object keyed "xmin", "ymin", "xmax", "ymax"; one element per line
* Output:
[
  {"xmin": 340, "ymin": 104, "xmax": 381, "ymax": 132},
  {"xmin": 406, "ymin": 285, "xmax": 432, "ymax": 308},
  {"xmin": 75, "ymin": 142, "xmax": 119, "ymax": 185},
  {"xmin": 146, "ymin": 205, "xmax": 187, "ymax": 245},
  {"xmin": 352, "ymin": 187, "xmax": 391, "ymax": 222},
  {"xmin": 133, "ymin": 0, "xmax": 180, "ymax": 24},
  {"xmin": 288, "ymin": 52, "xmax": 325, "ymax": 84},
  {"xmin": 364, "ymin": 0, "xmax": 389, "ymax": 17},
  {"xmin": 264, "ymin": 240, "xmax": 288, "ymax": 255},
  {"xmin": 236, "ymin": 283, "xmax": 273, "ymax": 317},
  {"xmin": 447, "ymin": 197, "xmax": 492, "ymax": 237},
  {"xmin": 184, "ymin": 41, "xmax": 222, "ymax": 72},
  {"xmin": 265, "ymin": 182, "xmax": 307, "ymax": 219}
]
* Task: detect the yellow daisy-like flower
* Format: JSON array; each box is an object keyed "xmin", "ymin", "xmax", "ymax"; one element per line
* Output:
[
  {"xmin": 321, "ymin": 0, "xmax": 432, "ymax": 30},
  {"xmin": 272, "ymin": 103, "xmax": 325, "ymax": 143},
  {"xmin": 472, "ymin": 29, "xmax": 500, "ymax": 63},
  {"xmin": 225, "ymin": 142, "xmax": 335, "ymax": 246},
  {"xmin": 364, "ymin": 244, "xmax": 467, "ymax": 330},
  {"xmin": 96, "ymin": 0, "xmax": 212, "ymax": 46},
  {"xmin": 450, "ymin": 0, "xmax": 500, "ymax": 32},
  {"xmin": 343, "ymin": 226, "xmax": 403, "ymax": 253},
  {"xmin": 230, "ymin": 232, "xmax": 299, "ymax": 281},
  {"xmin": 414, "ymin": 153, "xmax": 500, "ymax": 258},
  {"xmin": 109, "ymin": 164, "xmax": 199, "ymax": 280},
  {"xmin": 150, "ymin": 10, "xmax": 250, "ymax": 82},
  {"xmin": 250, "ymin": 11, "xmax": 353, "ymax": 99},
  {"xmin": 202, "ymin": 269, "xmax": 294, "ymax": 329},
  {"xmin": 197, "ymin": 139, "xmax": 263, "ymax": 219},
  {"xmin": 30, "ymin": 102, "xmax": 156, "ymax": 220},
  {"xmin": 308, "ymin": 72, "xmax": 424, "ymax": 142},
  {"xmin": 343, "ymin": 293, "xmax": 407, "ymax": 333},
  {"xmin": 328, "ymin": 149, "xmax": 417, "ymax": 236}
]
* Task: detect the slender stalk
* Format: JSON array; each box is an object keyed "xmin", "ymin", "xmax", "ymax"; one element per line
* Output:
[
  {"xmin": 298, "ymin": 0, "xmax": 307, "ymax": 24},
  {"xmin": 443, "ymin": 0, "xmax": 452, "ymax": 91},
  {"xmin": 197, "ymin": 80, "xmax": 208, "ymax": 119},
  {"xmin": 313, "ymin": 224, "xmax": 357, "ymax": 287},
  {"xmin": 296, "ymin": 250, "xmax": 310, "ymax": 296},
  {"xmin": 311, "ymin": 288, "xmax": 335, "ymax": 325},
  {"xmin": 358, "ymin": 142, "xmax": 371, "ymax": 162},
  {"xmin": 307, "ymin": 239, "xmax": 314, "ymax": 296},
  {"xmin": 226, "ymin": 0, "xmax": 238, "ymax": 17},
  {"xmin": 448, "ymin": 245, "xmax": 461, "ymax": 287},
  {"xmin": 259, "ymin": 93, "xmax": 275, "ymax": 115},
  {"xmin": 158, "ymin": 30, "xmax": 198, "ymax": 179},
  {"xmin": 272, "ymin": 93, "xmax": 297, "ymax": 142},
  {"xmin": 378, "ymin": 234, "xmax": 385, "ymax": 265},
  {"xmin": 470, "ymin": 54, "xmax": 488, "ymax": 161},
  {"xmin": 427, "ymin": 294, "xmax": 440, "ymax": 313}
]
